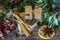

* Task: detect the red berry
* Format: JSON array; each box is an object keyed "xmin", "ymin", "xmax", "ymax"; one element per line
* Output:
[
  {"xmin": 13, "ymin": 0, "xmax": 21, "ymax": 3},
  {"xmin": 7, "ymin": 20, "xmax": 13, "ymax": 25},
  {"xmin": 0, "ymin": 21, "xmax": 4, "ymax": 30},
  {"xmin": 1, "ymin": 30, "xmax": 7, "ymax": 36},
  {"xmin": 4, "ymin": 24, "xmax": 10, "ymax": 30},
  {"xmin": 3, "ymin": 33, "xmax": 7, "ymax": 36},
  {"xmin": 0, "ymin": 21, "xmax": 3, "ymax": 24},
  {"xmin": 0, "ymin": 21, "xmax": 3, "ymax": 28},
  {"xmin": 11, "ymin": 26, "xmax": 16, "ymax": 30},
  {"xmin": 0, "ymin": 28, "xmax": 1, "ymax": 31}
]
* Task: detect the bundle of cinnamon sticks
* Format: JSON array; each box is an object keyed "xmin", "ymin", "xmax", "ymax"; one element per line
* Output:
[{"xmin": 12, "ymin": 6, "xmax": 42, "ymax": 37}]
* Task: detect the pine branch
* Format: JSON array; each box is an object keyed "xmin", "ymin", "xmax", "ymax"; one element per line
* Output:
[{"xmin": 0, "ymin": 13, "xmax": 6, "ymax": 22}]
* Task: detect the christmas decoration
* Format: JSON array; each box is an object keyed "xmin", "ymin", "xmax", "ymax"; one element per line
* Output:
[{"xmin": 0, "ymin": 0, "xmax": 60, "ymax": 40}]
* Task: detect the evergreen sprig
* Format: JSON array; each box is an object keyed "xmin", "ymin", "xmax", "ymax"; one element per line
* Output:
[
  {"xmin": 0, "ymin": 13, "xmax": 6, "ymax": 22},
  {"xmin": 0, "ymin": 0, "xmax": 38, "ymax": 12}
]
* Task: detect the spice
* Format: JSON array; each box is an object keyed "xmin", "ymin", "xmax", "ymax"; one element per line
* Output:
[{"xmin": 42, "ymin": 26, "xmax": 54, "ymax": 37}]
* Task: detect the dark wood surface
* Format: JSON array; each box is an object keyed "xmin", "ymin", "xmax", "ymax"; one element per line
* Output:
[{"xmin": 2, "ymin": 28, "xmax": 60, "ymax": 40}]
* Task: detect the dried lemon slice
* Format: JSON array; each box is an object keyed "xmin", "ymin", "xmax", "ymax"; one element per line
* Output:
[{"xmin": 38, "ymin": 25, "xmax": 55, "ymax": 39}]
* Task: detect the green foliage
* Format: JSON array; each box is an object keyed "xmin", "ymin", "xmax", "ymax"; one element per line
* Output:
[
  {"xmin": 37, "ymin": 0, "xmax": 54, "ymax": 12},
  {"xmin": 58, "ymin": 16, "xmax": 60, "ymax": 30},
  {"xmin": 0, "ymin": 13, "xmax": 6, "ymax": 22},
  {"xmin": 43, "ymin": 12, "xmax": 53, "ymax": 22},
  {"xmin": 0, "ymin": 0, "xmax": 55, "ymax": 12},
  {"xmin": 0, "ymin": 0, "xmax": 38, "ymax": 12}
]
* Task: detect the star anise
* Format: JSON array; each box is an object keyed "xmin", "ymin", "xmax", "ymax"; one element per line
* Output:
[{"xmin": 42, "ymin": 26, "xmax": 54, "ymax": 37}]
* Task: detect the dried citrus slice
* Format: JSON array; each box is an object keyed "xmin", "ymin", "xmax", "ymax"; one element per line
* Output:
[{"xmin": 38, "ymin": 25, "xmax": 55, "ymax": 39}]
